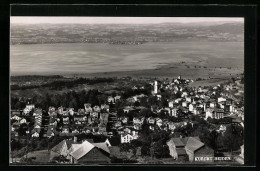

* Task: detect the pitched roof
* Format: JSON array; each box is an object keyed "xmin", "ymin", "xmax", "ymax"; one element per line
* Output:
[
  {"xmin": 176, "ymin": 148, "xmax": 187, "ymax": 156},
  {"xmin": 92, "ymin": 142, "xmax": 110, "ymax": 154},
  {"xmin": 185, "ymin": 137, "xmax": 204, "ymax": 152},
  {"xmin": 170, "ymin": 138, "xmax": 185, "ymax": 147},
  {"xmin": 68, "ymin": 144, "xmax": 82, "ymax": 154},
  {"xmin": 70, "ymin": 140, "xmax": 95, "ymax": 160},
  {"xmin": 65, "ymin": 140, "xmax": 81, "ymax": 149},
  {"xmin": 51, "ymin": 140, "xmax": 67, "ymax": 154}
]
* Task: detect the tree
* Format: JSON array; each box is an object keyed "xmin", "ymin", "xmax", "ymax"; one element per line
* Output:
[
  {"xmin": 222, "ymin": 125, "xmax": 243, "ymax": 154},
  {"xmin": 18, "ymin": 123, "xmax": 28, "ymax": 136},
  {"xmin": 151, "ymin": 139, "xmax": 170, "ymax": 158}
]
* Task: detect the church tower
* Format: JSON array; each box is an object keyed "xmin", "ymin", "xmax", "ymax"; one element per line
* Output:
[{"xmin": 154, "ymin": 81, "xmax": 158, "ymax": 94}]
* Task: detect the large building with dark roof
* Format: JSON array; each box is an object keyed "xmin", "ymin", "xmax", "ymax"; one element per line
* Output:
[{"xmin": 167, "ymin": 137, "xmax": 214, "ymax": 162}]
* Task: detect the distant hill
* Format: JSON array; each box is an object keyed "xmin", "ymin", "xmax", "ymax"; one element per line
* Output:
[{"xmin": 10, "ymin": 22, "xmax": 244, "ymax": 45}]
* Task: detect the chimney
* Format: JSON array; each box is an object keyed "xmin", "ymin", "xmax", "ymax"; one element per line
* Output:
[{"xmin": 74, "ymin": 136, "xmax": 77, "ymax": 143}]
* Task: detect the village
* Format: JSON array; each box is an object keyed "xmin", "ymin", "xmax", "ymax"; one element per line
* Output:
[{"xmin": 10, "ymin": 75, "xmax": 244, "ymax": 164}]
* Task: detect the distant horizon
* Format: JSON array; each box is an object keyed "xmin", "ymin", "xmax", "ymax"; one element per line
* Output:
[{"xmin": 10, "ymin": 17, "xmax": 244, "ymax": 25}]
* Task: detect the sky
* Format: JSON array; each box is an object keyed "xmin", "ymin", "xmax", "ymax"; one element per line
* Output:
[{"xmin": 10, "ymin": 17, "xmax": 244, "ymax": 24}]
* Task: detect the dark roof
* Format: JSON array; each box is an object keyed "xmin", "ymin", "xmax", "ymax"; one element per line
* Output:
[
  {"xmin": 176, "ymin": 148, "xmax": 187, "ymax": 156},
  {"xmin": 51, "ymin": 140, "xmax": 66, "ymax": 154},
  {"xmin": 171, "ymin": 138, "xmax": 185, "ymax": 147},
  {"xmin": 65, "ymin": 140, "xmax": 81, "ymax": 149},
  {"xmin": 185, "ymin": 137, "xmax": 204, "ymax": 152},
  {"xmin": 92, "ymin": 142, "xmax": 110, "ymax": 154},
  {"xmin": 108, "ymin": 146, "xmax": 127, "ymax": 158}
]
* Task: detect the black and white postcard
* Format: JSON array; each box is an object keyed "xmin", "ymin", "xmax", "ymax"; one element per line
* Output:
[{"xmin": 9, "ymin": 7, "xmax": 249, "ymax": 165}]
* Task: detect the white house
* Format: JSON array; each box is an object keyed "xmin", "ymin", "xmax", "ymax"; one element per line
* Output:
[
  {"xmin": 108, "ymin": 96, "xmax": 115, "ymax": 103},
  {"xmin": 11, "ymin": 115, "xmax": 21, "ymax": 121},
  {"xmin": 20, "ymin": 118, "xmax": 27, "ymax": 124},
  {"xmin": 218, "ymin": 97, "xmax": 226, "ymax": 103},
  {"xmin": 182, "ymin": 102, "xmax": 188, "ymax": 107},
  {"xmin": 189, "ymin": 104, "xmax": 195, "ymax": 112},
  {"xmin": 205, "ymin": 108, "xmax": 214, "ymax": 119},
  {"xmin": 168, "ymin": 101, "xmax": 174, "ymax": 108},
  {"xmin": 32, "ymin": 131, "xmax": 40, "ymax": 137},
  {"xmin": 170, "ymin": 108, "xmax": 178, "ymax": 117},
  {"xmin": 121, "ymin": 133, "xmax": 134, "ymax": 143}
]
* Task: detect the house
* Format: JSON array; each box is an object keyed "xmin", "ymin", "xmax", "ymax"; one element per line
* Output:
[
  {"xmin": 47, "ymin": 129, "xmax": 56, "ymax": 138},
  {"xmin": 167, "ymin": 137, "xmax": 214, "ymax": 162},
  {"xmin": 167, "ymin": 122, "xmax": 176, "ymax": 131},
  {"xmin": 62, "ymin": 127, "xmax": 70, "ymax": 134},
  {"xmin": 69, "ymin": 140, "xmax": 111, "ymax": 164},
  {"xmin": 175, "ymin": 98, "xmax": 182, "ymax": 104},
  {"xmin": 167, "ymin": 137, "xmax": 187, "ymax": 160},
  {"xmin": 114, "ymin": 96, "xmax": 121, "ymax": 102},
  {"xmin": 68, "ymin": 108, "xmax": 75, "ymax": 116},
  {"xmin": 182, "ymin": 101, "xmax": 188, "ymax": 107},
  {"xmin": 84, "ymin": 104, "xmax": 93, "ymax": 113},
  {"xmin": 155, "ymin": 118, "xmax": 163, "ymax": 127},
  {"xmin": 218, "ymin": 97, "xmax": 226, "ymax": 103},
  {"xmin": 185, "ymin": 137, "xmax": 214, "ymax": 162},
  {"xmin": 48, "ymin": 106, "xmax": 56, "ymax": 113},
  {"xmin": 101, "ymin": 104, "xmax": 110, "ymax": 112},
  {"xmin": 205, "ymin": 108, "xmax": 214, "ymax": 119},
  {"xmin": 93, "ymin": 105, "xmax": 101, "ymax": 112},
  {"xmin": 105, "ymin": 139, "xmax": 112, "ymax": 147},
  {"xmin": 168, "ymin": 101, "xmax": 174, "ymax": 108},
  {"xmin": 50, "ymin": 139, "xmax": 69, "ymax": 160},
  {"xmin": 63, "ymin": 117, "xmax": 70, "ymax": 124},
  {"xmin": 193, "ymin": 107, "xmax": 202, "ymax": 115},
  {"xmin": 210, "ymin": 102, "xmax": 217, "ymax": 108},
  {"xmin": 186, "ymin": 97, "xmax": 192, "ymax": 103},
  {"xmin": 133, "ymin": 124, "xmax": 142, "ymax": 130},
  {"xmin": 189, "ymin": 104, "xmax": 195, "ymax": 112},
  {"xmin": 90, "ymin": 112, "xmax": 99, "ymax": 118},
  {"xmin": 156, "ymin": 94, "xmax": 162, "ymax": 100},
  {"xmin": 170, "ymin": 108, "xmax": 178, "ymax": 117},
  {"xmin": 123, "ymin": 106, "xmax": 135, "ymax": 113},
  {"xmin": 120, "ymin": 117, "xmax": 128, "ymax": 124},
  {"xmin": 11, "ymin": 110, "xmax": 22, "ymax": 117},
  {"xmin": 100, "ymin": 113, "xmax": 109, "ymax": 124},
  {"xmin": 217, "ymin": 125, "xmax": 227, "ymax": 134},
  {"xmin": 57, "ymin": 107, "xmax": 65, "ymax": 115},
  {"xmin": 114, "ymin": 121, "xmax": 122, "ymax": 128},
  {"xmin": 133, "ymin": 117, "xmax": 144, "ymax": 125},
  {"xmin": 23, "ymin": 104, "xmax": 35, "ymax": 115},
  {"xmin": 147, "ymin": 117, "xmax": 155, "ymax": 124},
  {"xmin": 11, "ymin": 115, "xmax": 21, "ymax": 121},
  {"xmin": 121, "ymin": 133, "xmax": 134, "ymax": 143},
  {"xmin": 31, "ymin": 129, "xmax": 40, "ymax": 138},
  {"xmin": 107, "ymin": 96, "xmax": 115, "ymax": 104},
  {"xmin": 78, "ymin": 109, "xmax": 85, "ymax": 115}
]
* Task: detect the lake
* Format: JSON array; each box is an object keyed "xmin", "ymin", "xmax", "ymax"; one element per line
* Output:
[{"xmin": 10, "ymin": 42, "xmax": 244, "ymax": 75}]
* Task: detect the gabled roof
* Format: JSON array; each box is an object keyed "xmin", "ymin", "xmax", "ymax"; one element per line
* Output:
[
  {"xmin": 51, "ymin": 140, "xmax": 67, "ymax": 154},
  {"xmin": 68, "ymin": 144, "xmax": 82, "ymax": 154},
  {"xmin": 70, "ymin": 140, "xmax": 95, "ymax": 160},
  {"xmin": 176, "ymin": 148, "xmax": 187, "ymax": 156},
  {"xmin": 170, "ymin": 138, "xmax": 185, "ymax": 147},
  {"xmin": 92, "ymin": 142, "xmax": 110, "ymax": 154},
  {"xmin": 185, "ymin": 137, "xmax": 204, "ymax": 152},
  {"xmin": 65, "ymin": 140, "xmax": 81, "ymax": 149}
]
